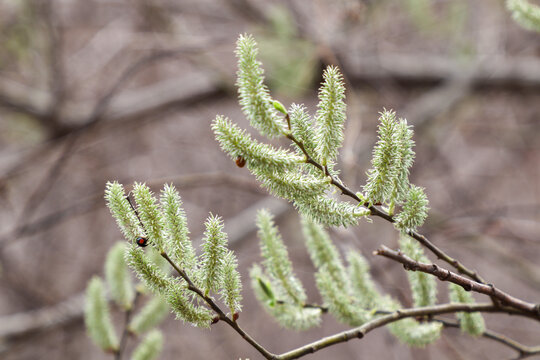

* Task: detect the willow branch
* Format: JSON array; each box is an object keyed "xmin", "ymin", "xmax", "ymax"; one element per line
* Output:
[
  {"xmin": 275, "ymin": 302, "xmax": 519, "ymax": 360},
  {"xmin": 285, "ymin": 132, "xmax": 485, "ymax": 284},
  {"xmin": 163, "ymin": 247, "xmax": 534, "ymax": 360},
  {"xmin": 374, "ymin": 245, "xmax": 540, "ymax": 318},
  {"xmin": 436, "ymin": 318, "xmax": 540, "ymax": 359},
  {"xmin": 159, "ymin": 251, "xmax": 275, "ymax": 359}
]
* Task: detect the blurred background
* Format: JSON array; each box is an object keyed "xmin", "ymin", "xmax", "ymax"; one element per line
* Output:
[{"xmin": 0, "ymin": 0, "xmax": 539, "ymax": 359}]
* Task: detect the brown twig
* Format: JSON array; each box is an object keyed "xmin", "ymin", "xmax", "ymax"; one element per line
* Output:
[
  {"xmin": 274, "ymin": 303, "xmax": 522, "ymax": 360},
  {"xmin": 160, "ymin": 251, "xmax": 276, "ymax": 359},
  {"xmin": 161, "ymin": 244, "xmax": 538, "ymax": 360},
  {"xmin": 436, "ymin": 318, "xmax": 540, "ymax": 359},
  {"xmin": 115, "ymin": 293, "xmax": 140, "ymax": 360},
  {"xmin": 374, "ymin": 245, "xmax": 540, "ymax": 318}
]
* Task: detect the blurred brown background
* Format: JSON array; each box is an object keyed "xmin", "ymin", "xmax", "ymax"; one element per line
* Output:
[{"xmin": 0, "ymin": 0, "xmax": 539, "ymax": 359}]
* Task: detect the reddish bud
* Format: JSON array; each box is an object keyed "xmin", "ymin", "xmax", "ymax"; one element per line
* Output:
[{"xmin": 235, "ymin": 156, "xmax": 246, "ymax": 168}]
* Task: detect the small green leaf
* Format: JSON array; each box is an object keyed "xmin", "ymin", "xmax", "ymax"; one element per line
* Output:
[
  {"xmin": 272, "ymin": 100, "xmax": 288, "ymax": 115},
  {"xmin": 258, "ymin": 277, "xmax": 276, "ymax": 307}
]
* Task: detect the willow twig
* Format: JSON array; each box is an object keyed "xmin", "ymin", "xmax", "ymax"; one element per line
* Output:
[
  {"xmin": 286, "ymin": 131, "xmax": 485, "ymax": 284},
  {"xmin": 374, "ymin": 245, "xmax": 540, "ymax": 318},
  {"xmin": 436, "ymin": 318, "xmax": 540, "ymax": 359},
  {"xmin": 159, "ymin": 251, "xmax": 275, "ymax": 359},
  {"xmin": 162, "ymin": 244, "xmax": 535, "ymax": 360},
  {"xmin": 115, "ymin": 293, "xmax": 140, "ymax": 360},
  {"xmin": 274, "ymin": 302, "xmax": 518, "ymax": 360}
]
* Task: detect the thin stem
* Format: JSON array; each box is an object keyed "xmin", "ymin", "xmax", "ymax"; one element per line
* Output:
[
  {"xmin": 436, "ymin": 318, "xmax": 540, "ymax": 359},
  {"xmin": 115, "ymin": 293, "xmax": 140, "ymax": 360},
  {"xmin": 274, "ymin": 303, "xmax": 519, "ymax": 360},
  {"xmin": 275, "ymin": 300, "xmax": 328, "ymax": 313},
  {"xmin": 160, "ymin": 251, "xmax": 276, "ymax": 359},
  {"xmin": 374, "ymin": 245, "xmax": 540, "ymax": 318},
  {"xmin": 159, "ymin": 246, "xmax": 533, "ymax": 360}
]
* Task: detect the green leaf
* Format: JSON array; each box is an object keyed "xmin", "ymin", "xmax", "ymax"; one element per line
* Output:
[{"xmin": 272, "ymin": 100, "xmax": 287, "ymax": 115}]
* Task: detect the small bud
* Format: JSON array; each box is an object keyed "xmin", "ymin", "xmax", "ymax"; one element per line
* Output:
[
  {"xmin": 272, "ymin": 100, "xmax": 287, "ymax": 115},
  {"xmin": 232, "ymin": 312, "xmax": 240, "ymax": 321},
  {"xmin": 211, "ymin": 316, "xmax": 220, "ymax": 324},
  {"xmin": 235, "ymin": 156, "xmax": 246, "ymax": 168}
]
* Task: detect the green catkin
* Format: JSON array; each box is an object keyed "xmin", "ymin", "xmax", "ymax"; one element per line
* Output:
[
  {"xmin": 132, "ymin": 183, "xmax": 165, "ymax": 251},
  {"xmin": 166, "ymin": 289, "xmax": 213, "ymax": 328},
  {"xmin": 125, "ymin": 245, "xmax": 177, "ymax": 294},
  {"xmin": 212, "ymin": 115, "xmax": 302, "ymax": 170},
  {"xmin": 129, "ymin": 295, "xmax": 170, "ymax": 335},
  {"xmin": 104, "ymin": 242, "xmax": 134, "ymax": 310},
  {"xmin": 101, "ymin": 32, "xmax": 443, "ymax": 355},
  {"xmin": 200, "ymin": 214, "xmax": 228, "ymax": 295},
  {"xmin": 347, "ymin": 251, "xmax": 383, "ymax": 309},
  {"xmin": 131, "ymin": 329, "xmax": 164, "ymax": 360},
  {"xmin": 84, "ymin": 277, "xmax": 119, "ymax": 351},
  {"xmin": 249, "ymin": 265, "xmax": 321, "ymax": 330},
  {"xmin": 388, "ymin": 318, "xmax": 443, "ymax": 347},
  {"xmin": 256, "ymin": 209, "xmax": 307, "ymax": 304},
  {"xmin": 221, "ymin": 250, "xmax": 243, "ymax": 315},
  {"xmin": 449, "ymin": 283, "xmax": 486, "ymax": 336},
  {"xmin": 236, "ymin": 34, "xmax": 286, "ymax": 137},
  {"xmin": 506, "ymin": 0, "xmax": 540, "ymax": 32},
  {"xmin": 105, "ymin": 181, "xmax": 141, "ymax": 242},
  {"xmin": 315, "ymin": 66, "xmax": 347, "ymax": 166},
  {"xmin": 160, "ymin": 184, "xmax": 196, "ymax": 272},
  {"xmin": 395, "ymin": 185, "xmax": 429, "ymax": 231},
  {"xmin": 289, "ymin": 103, "xmax": 319, "ymax": 160},
  {"xmin": 399, "ymin": 234, "xmax": 437, "ymax": 307}
]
